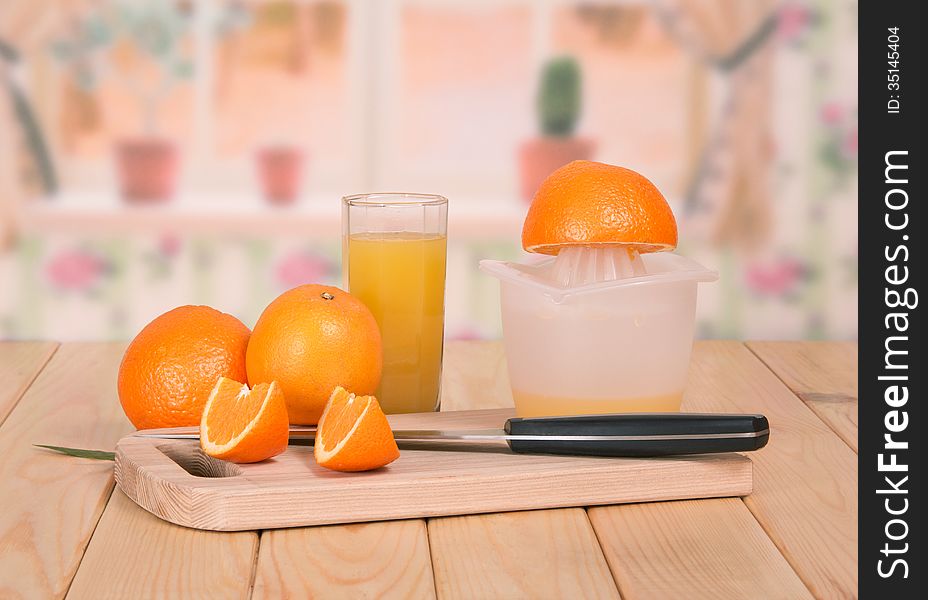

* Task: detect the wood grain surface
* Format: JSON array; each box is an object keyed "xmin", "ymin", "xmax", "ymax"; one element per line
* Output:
[
  {"xmin": 115, "ymin": 409, "xmax": 752, "ymax": 531},
  {"xmin": 66, "ymin": 490, "xmax": 258, "ymax": 600},
  {"xmin": 748, "ymin": 341, "xmax": 858, "ymax": 452},
  {"xmin": 0, "ymin": 340, "xmax": 860, "ymax": 599},
  {"xmin": 684, "ymin": 341, "xmax": 858, "ymax": 599},
  {"xmin": 253, "ymin": 520, "xmax": 435, "ymax": 599},
  {"xmin": 589, "ymin": 498, "xmax": 812, "ymax": 600},
  {"xmin": 0, "ymin": 341, "xmax": 57, "ymax": 426},
  {"xmin": 428, "ymin": 508, "xmax": 619, "ymax": 599},
  {"xmin": 0, "ymin": 343, "xmax": 131, "ymax": 599}
]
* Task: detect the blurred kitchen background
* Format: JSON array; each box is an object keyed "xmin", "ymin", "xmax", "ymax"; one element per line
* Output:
[{"xmin": 0, "ymin": 0, "xmax": 857, "ymax": 342}]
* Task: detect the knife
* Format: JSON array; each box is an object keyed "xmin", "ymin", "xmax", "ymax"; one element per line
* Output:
[{"xmin": 134, "ymin": 413, "xmax": 769, "ymax": 457}]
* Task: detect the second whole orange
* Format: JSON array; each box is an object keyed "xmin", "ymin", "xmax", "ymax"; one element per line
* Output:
[{"xmin": 246, "ymin": 284, "xmax": 382, "ymax": 425}]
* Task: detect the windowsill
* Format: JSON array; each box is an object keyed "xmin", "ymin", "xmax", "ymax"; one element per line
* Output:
[{"xmin": 17, "ymin": 191, "xmax": 529, "ymax": 239}]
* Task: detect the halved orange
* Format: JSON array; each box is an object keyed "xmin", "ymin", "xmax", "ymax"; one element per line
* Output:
[
  {"xmin": 522, "ymin": 160, "xmax": 678, "ymax": 255},
  {"xmin": 314, "ymin": 386, "xmax": 399, "ymax": 472},
  {"xmin": 200, "ymin": 377, "xmax": 289, "ymax": 463}
]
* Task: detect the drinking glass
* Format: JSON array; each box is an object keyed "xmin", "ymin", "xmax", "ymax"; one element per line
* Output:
[{"xmin": 342, "ymin": 193, "xmax": 448, "ymax": 413}]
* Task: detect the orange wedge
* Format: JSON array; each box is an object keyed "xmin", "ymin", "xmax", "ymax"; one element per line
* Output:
[
  {"xmin": 314, "ymin": 386, "xmax": 400, "ymax": 472},
  {"xmin": 200, "ymin": 377, "xmax": 289, "ymax": 463}
]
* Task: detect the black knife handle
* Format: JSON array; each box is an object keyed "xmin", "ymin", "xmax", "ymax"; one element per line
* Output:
[{"xmin": 504, "ymin": 413, "xmax": 769, "ymax": 457}]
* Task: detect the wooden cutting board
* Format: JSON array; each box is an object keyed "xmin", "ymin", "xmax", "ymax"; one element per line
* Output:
[{"xmin": 115, "ymin": 408, "xmax": 753, "ymax": 531}]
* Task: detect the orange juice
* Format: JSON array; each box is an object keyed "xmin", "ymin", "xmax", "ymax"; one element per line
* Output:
[
  {"xmin": 511, "ymin": 391, "xmax": 683, "ymax": 418},
  {"xmin": 345, "ymin": 232, "xmax": 447, "ymax": 413}
]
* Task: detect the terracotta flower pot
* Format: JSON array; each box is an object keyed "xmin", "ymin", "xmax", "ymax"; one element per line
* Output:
[
  {"xmin": 256, "ymin": 147, "xmax": 305, "ymax": 206},
  {"xmin": 115, "ymin": 139, "xmax": 179, "ymax": 204},
  {"xmin": 518, "ymin": 137, "xmax": 596, "ymax": 202}
]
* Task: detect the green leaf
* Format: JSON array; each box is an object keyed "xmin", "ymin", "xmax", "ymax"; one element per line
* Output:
[{"xmin": 34, "ymin": 444, "xmax": 115, "ymax": 461}]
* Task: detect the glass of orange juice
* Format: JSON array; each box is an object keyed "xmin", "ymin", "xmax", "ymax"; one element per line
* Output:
[{"xmin": 342, "ymin": 193, "xmax": 448, "ymax": 413}]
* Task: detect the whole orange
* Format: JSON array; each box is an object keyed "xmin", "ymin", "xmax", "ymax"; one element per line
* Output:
[
  {"xmin": 118, "ymin": 305, "xmax": 251, "ymax": 429},
  {"xmin": 522, "ymin": 160, "xmax": 678, "ymax": 255},
  {"xmin": 246, "ymin": 284, "xmax": 382, "ymax": 425}
]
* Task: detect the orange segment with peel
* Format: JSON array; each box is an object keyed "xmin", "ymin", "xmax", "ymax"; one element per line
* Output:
[
  {"xmin": 314, "ymin": 386, "xmax": 400, "ymax": 472},
  {"xmin": 200, "ymin": 377, "xmax": 289, "ymax": 463},
  {"xmin": 521, "ymin": 160, "xmax": 678, "ymax": 255}
]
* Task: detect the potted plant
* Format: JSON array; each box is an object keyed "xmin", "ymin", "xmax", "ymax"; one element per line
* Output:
[
  {"xmin": 255, "ymin": 145, "xmax": 305, "ymax": 206},
  {"xmin": 518, "ymin": 56, "xmax": 595, "ymax": 202},
  {"xmin": 51, "ymin": 3, "xmax": 193, "ymax": 204}
]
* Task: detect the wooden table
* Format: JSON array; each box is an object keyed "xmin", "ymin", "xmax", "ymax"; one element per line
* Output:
[{"xmin": 0, "ymin": 341, "xmax": 857, "ymax": 599}]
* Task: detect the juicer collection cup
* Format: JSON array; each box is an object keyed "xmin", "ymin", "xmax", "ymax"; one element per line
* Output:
[{"xmin": 480, "ymin": 252, "xmax": 718, "ymax": 417}]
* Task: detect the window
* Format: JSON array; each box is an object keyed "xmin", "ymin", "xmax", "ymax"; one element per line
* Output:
[{"xmin": 35, "ymin": 0, "xmax": 695, "ymax": 202}]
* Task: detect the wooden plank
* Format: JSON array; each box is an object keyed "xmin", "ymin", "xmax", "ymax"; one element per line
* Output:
[
  {"xmin": 115, "ymin": 409, "xmax": 751, "ymax": 531},
  {"xmin": 66, "ymin": 490, "xmax": 258, "ymax": 600},
  {"xmin": 747, "ymin": 341, "xmax": 858, "ymax": 452},
  {"xmin": 440, "ymin": 341, "xmax": 513, "ymax": 411},
  {"xmin": 252, "ymin": 520, "xmax": 435, "ymax": 599},
  {"xmin": 429, "ymin": 508, "xmax": 619, "ymax": 599},
  {"xmin": 683, "ymin": 341, "xmax": 857, "ymax": 599},
  {"xmin": 589, "ymin": 498, "xmax": 812, "ymax": 600},
  {"xmin": 745, "ymin": 342, "xmax": 857, "ymax": 398},
  {"xmin": 0, "ymin": 343, "xmax": 132, "ymax": 599},
  {"xmin": 0, "ymin": 342, "xmax": 58, "ymax": 426}
]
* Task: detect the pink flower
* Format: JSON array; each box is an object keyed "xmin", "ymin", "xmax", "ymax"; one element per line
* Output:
[
  {"xmin": 275, "ymin": 252, "xmax": 331, "ymax": 288},
  {"xmin": 448, "ymin": 328, "xmax": 484, "ymax": 341},
  {"xmin": 778, "ymin": 4, "xmax": 812, "ymax": 42},
  {"xmin": 842, "ymin": 127, "xmax": 858, "ymax": 158},
  {"xmin": 820, "ymin": 102, "xmax": 844, "ymax": 125},
  {"xmin": 745, "ymin": 258, "xmax": 806, "ymax": 296},
  {"xmin": 46, "ymin": 250, "xmax": 108, "ymax": 291},
  {"xmin": 159, "ymin": 234, "xmax": 182, "ymax": 257}
]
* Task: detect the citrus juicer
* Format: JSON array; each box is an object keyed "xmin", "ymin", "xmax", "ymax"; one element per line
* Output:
[{"xmin": 480, "ymin": 245, "xmax": 718, "ymax": 417}]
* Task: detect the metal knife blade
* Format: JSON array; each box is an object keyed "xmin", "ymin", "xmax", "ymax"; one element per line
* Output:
[{"xmin": 134, "ymin": 425, "xmax": 315, "ymax": 440}]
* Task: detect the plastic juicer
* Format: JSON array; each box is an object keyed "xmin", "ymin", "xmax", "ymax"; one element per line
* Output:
[{"xmin": 480, "ymin": 246, "xmax": 717, "ymax": 417}]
